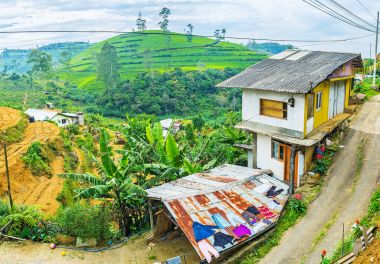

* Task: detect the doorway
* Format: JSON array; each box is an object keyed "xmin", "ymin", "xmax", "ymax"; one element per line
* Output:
[
  {"xmin": 329, "ymin": 81, "xmax": 345, "ymax": 119},
  {"xmin": 284, "ymin": 145, "xmax": 298, "ymax": 187}
]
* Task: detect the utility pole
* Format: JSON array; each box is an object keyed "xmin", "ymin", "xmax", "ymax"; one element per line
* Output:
[
  {"xmin": 3, "ymin": 144, "xmax": 13, "ymax": 209},
  {"xmin": 372, "ymin": 11, "xmax": 379, "ymax": 87}
]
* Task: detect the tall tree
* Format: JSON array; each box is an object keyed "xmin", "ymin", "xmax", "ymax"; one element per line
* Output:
[
  {"xmin": 97, "ymin": 42, "xmax": 121, "ymax": 96},
  {"xmin": 136, "ymin": 10, "xmax": 146, "ymax": 31},
  {"xmin": 27, "ymin": 49, "xmax": 52, "ymax": 73},
  {"xmin": 186, "ymin": 23, "xmax": 194, "ymax": 42},
  {"xmin": 221, "ymin": 28, "xmax": 226, "ymax": 40},
  {"xmin": 158, "ymin": 7, "xmax": 171, "ymax": 31}
]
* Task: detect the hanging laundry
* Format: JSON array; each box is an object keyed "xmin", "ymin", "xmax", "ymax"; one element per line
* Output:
[
  {"xmin": 265, "ymin": 186, "xmax": 284, "ymax": 198},
  {"xmin": 226, "ymin": 212, "xmax": 246, "ymax": 227},
  {"xmin": 232, "ymin": 224, "xmax": 251, "ymax": 238},
  {"xmin": 192, "ymin": 222, "xmax": 218, "ymax": 242},
  {"xmin": 213, "ymin": 232, "xmax": 234, "ymax": 248},
  {"xmin": 246, "ymin": 205, "xmax": 260, "ymax": 215},
  {"xmin": 198, "ymin": 239, "xmax": 220, "ymax": 263},
  {"xmin": 258, "ymin": 206, "xmax": 276, "ymax": 219},
  {"xmin": 254, "ymin": 183, "xmax": 272, "ymax": 193},
  {"xmin": 211, "ymin": 213, "xmax": 231, "ymax": 229},
  {"xmin": 242, "ymin": 211, "xmax": 258, "ymax": 226}
]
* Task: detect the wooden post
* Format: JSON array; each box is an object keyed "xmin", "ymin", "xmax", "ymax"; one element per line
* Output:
[
  {"xmin": 289, "ymin": 144, "xmax": 296, "ymax": 195},
  {"xmin": 251, "ymin": 132, "xmax": 257, "ymax": 168},
  {"xmin": 3, "ymin": 144, "xmax": 13, "ymax": 209},
  {"xmin": 341, "ymin": 223, "xmax": 345, "ymax": 256},
  {"xmin": 148, "ymin": 199, "xmax": 154, "ymax": 234},
  {"xmin": 362, "ymin": 225, "xmax": 369, "ymax": 247}
]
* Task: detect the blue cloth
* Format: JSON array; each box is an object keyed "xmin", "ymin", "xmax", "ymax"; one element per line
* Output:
[
  {"xmin": 166, "ymin": 256, "xmax": 181, "ymax": 264},
  {"xmin": 192, "ymin": 221, "xmax": 218, "ymax": 242},
  {"xmin": 211, "ymin": 213, "xmax": 231, "ymax": 229}
]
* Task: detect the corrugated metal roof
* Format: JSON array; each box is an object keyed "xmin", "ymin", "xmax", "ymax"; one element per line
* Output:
[
  {"xmin": 154, "ymin": 165, "xmax": 289, "ymax": 262},
  {"xmin": 146, "ymin": 164, "xmax": 264, "ymax": 200},
  {"xmin": 25, "ymin": 109, "xmax": 58, "ymax": 120},
  {"xmin": 217, "ymin": 50, "xmax": 362, "ymax": 93}
]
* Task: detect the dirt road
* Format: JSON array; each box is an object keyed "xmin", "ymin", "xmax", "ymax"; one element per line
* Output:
[
  {"xmin": 0, "ymin": 233, "xmax": 200, "ymax": 264},
  {"xmin": 260, "ymin": 95, "xmax": 380, "ymax": 264},
  {"xmin": 0, "ymin": 107, "xmax": 21, "ymax": 130},
  {"xmin": 0, "ymin": 121, "xmax": 63, "ymax": 214}
]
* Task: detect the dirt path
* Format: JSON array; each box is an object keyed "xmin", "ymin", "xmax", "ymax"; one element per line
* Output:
[
  {"xmin": 0, "ymin": 107, "xmax": 21, "ymax": 130},
  {"xmin": 0, "ymin": 233, "xmax": 201, "ymax": 264},
  {"xmin": 260, "ymin": 95, "xmax": 380, "ymax": 264},
  {"xmin": 0, "ymin": 121, "xmax": 63, "ymax": 214}
]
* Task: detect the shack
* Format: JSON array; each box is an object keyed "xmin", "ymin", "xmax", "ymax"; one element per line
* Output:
[{"xmin": 146, "ymin": 164, "xmax": 289, "ymax": 263}]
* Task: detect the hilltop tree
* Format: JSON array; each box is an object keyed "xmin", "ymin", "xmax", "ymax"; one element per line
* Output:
[
  {"xmin": 159, "ymin": 7, "xmax": 171, "ymax": 31},
  {"xmin": 136, "ymin": 10, "xmax": 146, "ymax": 31},
  {"xmin": 221, "ymin": 28, "xmax": 226, "ymax": 40},
  {"xmin": 186, "ymin": 23, "xmax": 194, "ymax": 42},
  {"xmin": 59, "ymin": 50, "xmax": 72, "ymax": 66},
  {"xmin": 97, "ymin": 42, "xmax": 121, "ymax": 95},
  {"xmin": 27, "ymin": 49, "xmax": 52, "ymax": 73}
]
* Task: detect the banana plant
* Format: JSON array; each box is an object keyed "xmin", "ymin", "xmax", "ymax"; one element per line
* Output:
[{"xmin": 59, "ymin": 128, "xmax": 160, "ymax": 236}]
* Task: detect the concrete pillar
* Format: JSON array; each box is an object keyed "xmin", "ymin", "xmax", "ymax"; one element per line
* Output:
[{"xmin": 251, "ymin": 132, "xmax": 257, "ymax": 168}]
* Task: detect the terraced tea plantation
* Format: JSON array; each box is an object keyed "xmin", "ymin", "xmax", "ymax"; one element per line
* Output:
[{"xmin": 59, "ymin": 30, "xmax": 267, "ymax": 89}]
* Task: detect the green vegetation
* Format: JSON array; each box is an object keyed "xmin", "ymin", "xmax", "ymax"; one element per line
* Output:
[
  {"xmin": 0, "ymin": 42, "xmax": 91, "ymax": 74},
  {"xmin": 59, "ymin": 30, "xmax": 266, "ymax": 89},
  {"xmin": 56, "ymin": 203, "xmax": 113, "ymax": 241},
  {"xmin": 21, "ymin": 142, "xmax": 51, "ymax": 176},
  {"xmin": 0, "ymin": 116, "xmax": 28, "ymax": 144},
  {"xmin": 354, "ymin": 77, "xmax": 380, "ymax": 98},
  {"xmin": 322, "ymin": 188, "xmax": 380, "ymax": 263}
]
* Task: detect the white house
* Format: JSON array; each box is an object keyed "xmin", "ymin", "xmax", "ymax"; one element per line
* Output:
[
  {"xmin": 217, "ymin": 50, "xmax": 362, "ymax": 192},
  {"xmin": 25, "ymin": 109, "xmax": 84, "ymax": 127}
]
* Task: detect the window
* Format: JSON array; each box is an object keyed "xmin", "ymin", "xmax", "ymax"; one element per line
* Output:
[
  {"xmin": 260, "ymin": 99, "xmax": 287, "ymax": 119},
  {"xmin": 315, "ymin": 92, "xmax": 322, "ymax": 110},
  {"xmin": 62, "ymin": 119, "xmax": 67, "ymax": 124},
  {"xmin": 272, "ymin": 140, "xmax": 285, "ymax": 161},
  {"xmin": 307, "ymin": 94, "xmax": 314, "ymax": 119}
]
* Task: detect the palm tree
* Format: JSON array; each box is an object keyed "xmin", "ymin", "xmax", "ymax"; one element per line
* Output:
[{"xmin": 59, "ymin": 129, "xmax": 159, "ymax": 236}]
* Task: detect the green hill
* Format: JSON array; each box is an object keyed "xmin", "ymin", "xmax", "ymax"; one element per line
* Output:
[
  {"xmin": 59, "ymin": 30, "xmax": 267, "ymax": 89},
  {"xmin": 0, "ymin": 42, "xmax": 91, "ymax": 74}
]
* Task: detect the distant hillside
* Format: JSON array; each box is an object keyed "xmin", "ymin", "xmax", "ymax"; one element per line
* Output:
[
  {"xmin": 59, "ymin": 30, "xmax": 267, "ymax": 89},
  {"xmin": 247, "ymin": 41, "xmax": 295, "ymax": 55},
  {"xmin": 0, "ymin": 42, "xmax": 91, "ymax": 74}
]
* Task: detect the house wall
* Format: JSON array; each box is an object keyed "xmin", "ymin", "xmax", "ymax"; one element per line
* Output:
[
  {"xmin": 256, "ymin": 134, "xmax": 285, "ymax": 181},
  {"xmin": 242, "ymin": 89, "xmax": 305, "ymax": 138},
  {"xmin": 304, "ymin": 145, "xmax": 315, "ymax": 172},
  {"xmin": 51, "ymin": 115, "xmax": 78, "ymax": 127}
]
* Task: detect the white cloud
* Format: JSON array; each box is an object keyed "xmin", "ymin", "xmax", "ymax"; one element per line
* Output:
[{"xmin": 0, "ymin": 0, "xmax": 378, "ymax": 56}]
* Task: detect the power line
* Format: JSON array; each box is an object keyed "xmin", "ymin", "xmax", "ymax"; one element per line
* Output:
[
  {"xmin": 302, "ymin": 0, "xmax": 376, "ymax": 32},
  {"xmin": 0, "ymin": 29, "xmax": 375, "ymax": 43},
  {"xmin": 355, "ymin": 0, "xmax": 377, "ymax": 21}
]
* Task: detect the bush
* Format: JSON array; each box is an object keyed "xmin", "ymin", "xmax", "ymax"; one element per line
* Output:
[
  {"xmin": 56, "ymin": 203, "xmax": 113, "ymax": 241},
  {"xmin": 21, "ymin": 142, "xmax": 51, "ymax": 176}
]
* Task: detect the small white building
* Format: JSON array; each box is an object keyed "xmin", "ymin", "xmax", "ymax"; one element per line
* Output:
[
  {"xmin": 160, "ymin": 118, "xmax": 181, "ymax": 137},
  {"xmin": 25, "ymin": 109, "xmax": 84, "ymax": 127},
  {"xmin": 217, "ymin": 50, "xmax": 362, "ymax": 191}
]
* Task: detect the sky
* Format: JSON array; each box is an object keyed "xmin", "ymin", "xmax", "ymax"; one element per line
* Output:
[{"xmin": 0, "ymin": 0, "xmax": 379, "ymax": 57}]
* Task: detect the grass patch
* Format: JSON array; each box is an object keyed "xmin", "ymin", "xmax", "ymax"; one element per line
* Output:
[
  {"xmin": 354, "ymin": 77, "xmax": 380, "ymax": 98},
  {"xmin": 0, "ymin": 116, "xmax": 28, "ymax": 144},
  {"xmin": 22, "ymin": 141, "xmax": 51, "ymax": 176}
]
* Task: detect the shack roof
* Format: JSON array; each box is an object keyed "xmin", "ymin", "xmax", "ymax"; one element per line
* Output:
[
  {"xmin": 148, "ymin": 164, "xmax": 289, "ymax": 262},
  {"xmin": 216, "ymin": 50, "xmax": 362, "ymax": 93},
  {"xmin": 25, "ymin": 109, "xmax": 58, "ymax": 120},
  {"xmin": 146, "ymin": 164, "xmax": 266, "ymax": 200}
]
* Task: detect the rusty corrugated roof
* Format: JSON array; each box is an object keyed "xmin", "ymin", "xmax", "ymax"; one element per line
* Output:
[{"xmin": 147, "ymin": 165, "xmax": 289, "ymax": 262}]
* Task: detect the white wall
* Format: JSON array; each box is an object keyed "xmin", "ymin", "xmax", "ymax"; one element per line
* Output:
[
  {"xmin": 52, "ymin": 115, "xmax": 78, "ymax": 127},
  {"xmin": 242, "ymin": 89, "xmax": 305, "ymax": 134},
  {"xmin": 256, "ymin": 134, "xmax": 284, "ymax": 181}
]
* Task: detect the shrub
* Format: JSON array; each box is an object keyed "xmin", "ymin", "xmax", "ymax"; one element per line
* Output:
[
  {"xmin": 21, "ymin": 142, "xmax": 51, "ymax": 176},
  {"xmin": 21, "ymin": 221, "xmax": 61, "ymax": 242},
  {"xmin": 56, "ymin": 203, "xmax": 113, "ymax": 241}
]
